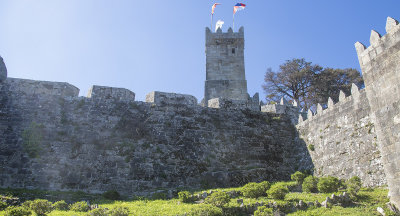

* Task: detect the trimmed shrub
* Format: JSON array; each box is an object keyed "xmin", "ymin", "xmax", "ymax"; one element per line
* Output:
[
  {"xmin": 0, "ymin": 201, "xmax": 7, "ymax": 210},
  {"xmin": 86, "ymin": 208, "xmax": 108, "ymax": 216},
  {"xmin": 53, "ymin": 200, "xmax": 69, "ymax": 211},
  {"xmin": 267, "ymin": 184, "xmax": 289, "ymax": 200},
  {"xmin": 347, "ymin": 176, "xmax": 362, "ymax": 197},
  {"xmin": 318, "ymin": 176, "xmax": 340, "ymax": 193},
  {"xmin": 70, "ymin": 201, "xmax": 90, "ymax": 212},
  {"xmin": 254, "ymin": 206, "xmax": 273, "ymax": 216},
  {"xmin": 188, "ymin": 204, "xmax": 223, "ymax": 216},
  {"xmin": 260, "ymin": 181, "xmax": 271, "ymax": 192},
  {"xmin": 241, "ymin": 181, "xmax": 270, "ymax": 198},
  {"xmin": 4, "ymin": 206, "xmax": 32, "ymax": 216},
  {"xmin": 302, "ymin": 176, "xmax": 319, "ymax": 193},
  {"xmin": 108, "ymin": 206, "xmax": 130, "ymax": 216},
  {"xmin": 204, "ymin": 191, "xmax": 230, "ymax": 207},
  {"xmin": 102, "ymin": 190, "xmax": 121, "ymax": 200},
  {"xmin": 291, "ymin": 171, "xmax": 306, "ymax": 185},
  {"xmin": 178, "ymin": 191, "xmax": 193, "ymax": 203},
  {"xmin": 21, "ymin": 200, "xmax": 33, "ymax": 209},
  {"xmin": 29, "ymin": 199, "xmax": 53, "ymax": 216}
]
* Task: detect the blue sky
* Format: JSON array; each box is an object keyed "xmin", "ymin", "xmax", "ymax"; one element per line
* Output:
[{"xmin": 0, "ymin": 1, "xmax": 399, "ymax": 101}]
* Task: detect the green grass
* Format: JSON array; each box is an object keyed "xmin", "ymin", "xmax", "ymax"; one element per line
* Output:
[{"xmin": 0, "ymin": 183, "xmax": 395, "ymax": 216}]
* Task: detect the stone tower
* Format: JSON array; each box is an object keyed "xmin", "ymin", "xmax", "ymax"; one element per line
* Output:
[
  {"xmin": 204, "ymin": 27, "xmax": 249, "ymax": 105},
  {"xmin": 355, "ymin": 17, "xmax": 400, "ymax": 208}
]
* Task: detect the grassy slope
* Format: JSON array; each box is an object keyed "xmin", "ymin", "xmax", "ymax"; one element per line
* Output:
[{"xmin": 0, "ymin": 183, "xmax": 395, "ymax": 216}]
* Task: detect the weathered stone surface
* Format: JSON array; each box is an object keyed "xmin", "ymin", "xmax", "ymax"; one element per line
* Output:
[
  {"xmin": 87, "ymin": 85, "xmax": 135, "ymax": 102},
  {"xmin": 356, "ymin": 17, "xmax": 400, "ymax": 208},
  {"xmin": 297, "ymin": 89, "xmax": 386, "ymax": 187},
  {"xmin": 145, "ymin": 91, "xmax": 197, "ymax": 106},
  {"xmin": 0, "ymin": 56, "xmax": 6, "ymax": 82},
  {"xmin": 0, "ymin": 79, "xmax": 304, "ymax": 196},
  {"xmin": 204, "ymin": 27, "xmax": 250, "ymax": 105},
  {"xmin": 209, "ymin": 98, "xmax": 259, "ymax": 111}
]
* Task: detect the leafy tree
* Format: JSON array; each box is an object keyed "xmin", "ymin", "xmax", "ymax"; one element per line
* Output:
[{"xmin": 263, "ymin": 58, "xmax": 363, "ymax": 110}]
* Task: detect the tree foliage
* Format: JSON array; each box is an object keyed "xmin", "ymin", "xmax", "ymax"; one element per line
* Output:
[{"xmin": 263, "ymin": 58, "xmax": 364, "ymax": 110}]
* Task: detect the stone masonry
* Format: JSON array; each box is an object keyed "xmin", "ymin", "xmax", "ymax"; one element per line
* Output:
[
  {"xmin": 204, "ymin": 27, "xmax": 251, "ymax": 106},
  {"xmin": 355, "ymin": 17, "xmax": 400, "ymax": 208},
  {"xmin": 296, "ymin": 86, "xmax": 386, "ymax": 187},
  {"xmin": 0, "ymin": 76, "xmax": 305, "ymax": 196},
  {"xmin": 1, "ymin": 18, "xmax": 400, "ymax": 206}
]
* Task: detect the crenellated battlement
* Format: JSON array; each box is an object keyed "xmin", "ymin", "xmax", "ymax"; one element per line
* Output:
[
  {"xmin": 205, "ymin": 26, "xmax": 244, "ymax": 42},
  {"xmin": 297, "ymin": 83, "xmax": 365, "ymax": 125},
  {"xmin": 355, "ymin": 17, "xmax": 400, "ymax": 78}
]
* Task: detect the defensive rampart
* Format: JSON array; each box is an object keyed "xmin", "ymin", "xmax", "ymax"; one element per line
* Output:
[
  {"xmin": 0, "ymin": 77, "xmax": 306, "ymax": 196},
  {"xmin": 296, "ymin": 85, "xmax": 386, "ymax": 187},
  {"xmin": 355, "ymin": 17, "xmax": 400, "ymax": 208}
]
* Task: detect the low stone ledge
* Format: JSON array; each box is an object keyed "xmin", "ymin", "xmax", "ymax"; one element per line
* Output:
[
  {"xmin": 6, "ymin": 78, "xmax": 79, "ymax": 97},
  {"xmin": 145, "ymin": 91, "xmax": 197, "ymax": 106},
  {"xmin": 208, "ymin": 98, "xmax": 260, "ymax": 111},
  {"xmin": 87, "ymin": 85, "xmax": 135, "ymax": 101}
]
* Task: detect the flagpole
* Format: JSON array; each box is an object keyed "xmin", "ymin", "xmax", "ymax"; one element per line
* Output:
[
  {"xmin": 233, "ymin": 13, "xmax": 235, "ymax": 32},
  {"xmin": 211, "ymin": 13, "xmax": 213, "ymax": 31}
]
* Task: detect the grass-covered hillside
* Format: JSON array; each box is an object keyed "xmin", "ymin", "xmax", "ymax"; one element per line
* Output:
[{"xmin": 0, "ymin": 173, "xmax": 397, "ymax": 216}]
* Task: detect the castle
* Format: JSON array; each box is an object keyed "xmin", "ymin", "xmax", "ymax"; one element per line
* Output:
[{"xmin": 0, "ymin": 17, "xmax": 400, "ymax": 208}]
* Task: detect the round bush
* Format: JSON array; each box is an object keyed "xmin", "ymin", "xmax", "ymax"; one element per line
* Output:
[
  {"xmin": 204, "ymin": 191, "xmax": 231, "ymax": 207},
  {"xmin": 108, "ymin": 206, "xmax": 130, "ymax": 216},
  {"xmin": 347, "ymin": 176, "xmax": 362, "ymax": 197},
  {"xmin": 21, "ymin": 200, "xmax": 32, "ymax": 209},
  {"xmin": 70, "ymin": 201, "xmax": 90, "ymax": 212},
  {"xmin": 4, "ymin": 206, "xmax": 32, "ymax": 216},
  {"xmin": 29, "ymin": 199, "xmax": 53, "ymax": 216},
  {"xmin": 254, "ymin": 206, "xmax": 273, "ymax": 216},
  {"xmin": 188, "ymin": 204, "xmax": 223, "ymax": 216},
  {"xmin": 302, "ymin": 176, "xmax": 319, "ymax": 193},
  {"xmin": 0, "ymin": 201, "xmax": 7, "ymax": 210},
  {"xmin": 241, "ymin": 181, "xmax": 270, "ymax": 198},
  {"xmin": 102, "ymin": 190, "xmax": 121, "ymax": 200},
  {"xmin": 53, "ymin": 200, "xmax": 69, "ymax": 211},
  {"xmin": 317, "ymin": 176, "xmax": 340, "ymax": 193},
  {"xmin": 267, "ymin": 184, "xmax": 289, "ymax": 200},
  {"xmin": 291, "ymin": 171, "xmax": 306, "ymax": 185},
  {"xmin": 86, "ymin": 208, "xmax": 108, "ymax": 216},
  {"xmin": 178, "ymin": 191, "xmax": 193, "ymax": 203}
]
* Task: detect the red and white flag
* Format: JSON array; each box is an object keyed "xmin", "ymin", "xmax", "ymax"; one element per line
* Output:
[
  {"xmin": 233, "ymin": 3, "xmax": 246, "ymax": 14},
  {"xmin": 211, "ymin": 3, "xmax": 221, "ymax": 15}
]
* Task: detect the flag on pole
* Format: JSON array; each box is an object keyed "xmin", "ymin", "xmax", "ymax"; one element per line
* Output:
[
  {"xmin": 233, "ymin": 3, "xmax": 246, "ymax": 14},
  {"xmin": 211, "ymin": 3, "xmax": 221, "ymax": 14}
]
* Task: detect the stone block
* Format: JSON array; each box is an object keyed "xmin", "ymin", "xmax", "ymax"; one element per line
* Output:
[
  {"xmin": 87, "ymin": 85, "xmax": 135, "ymax": 102},
  {"xmin": 146, "ymin": 91, "xmax": 197, "ymax": 106},
  {"xmin": 6, "ymin": 78, "xmax": 79, "ymax": 97}
]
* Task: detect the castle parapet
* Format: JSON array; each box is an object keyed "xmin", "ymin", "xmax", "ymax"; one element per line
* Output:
[
  {"xmin": 208, "ymin": 97, "xmax": 259, "ymax": 111},
  {"xmin": 146, "ymin": 91, "xmax": 197, "ymax": 106},
  {"xmin": 355, "ymin": 16, "xmax": 400, "ymax": 208},
  {"xmin": 87, "ymin": 85, "xmax": 135, "ymax": 102},
  {"xmin": 5, "ymin": 78, "xmax": 79, "ymax": 97},
  {"xmin": 261, "ymin": 98, "xmax": 305, "ymax": 124}
]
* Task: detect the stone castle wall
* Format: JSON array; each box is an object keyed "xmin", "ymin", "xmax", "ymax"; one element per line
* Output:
[
  {"xmin": 296, "ymin": 86, "xmax": 386, "ymax": 187},
  {"xmin": 355, "ymin": 17, "xmax": 400, "ymax": 208},
  {"xmin": 0, "ymin": 77, "xmax": 307, "ymax": 196}
]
